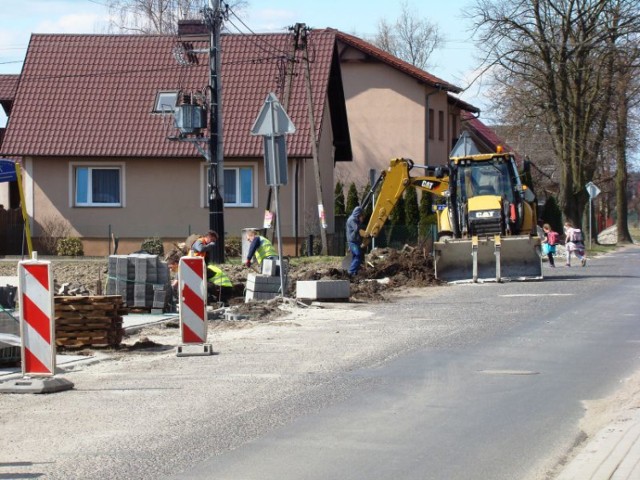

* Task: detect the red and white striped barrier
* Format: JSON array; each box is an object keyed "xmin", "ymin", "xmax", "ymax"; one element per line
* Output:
[
  {"xmin": 178, "ymin": 256, "xmax": 207, "ymax": 344},
  {"xmin": 18, "ymin": 260, "xmax": 55, "ymax": 377}
]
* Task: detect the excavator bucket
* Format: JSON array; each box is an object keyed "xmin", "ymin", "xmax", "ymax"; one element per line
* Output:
[{"xmin": 434, "ymin": 235, "xmax": 542, "ymax": 283}]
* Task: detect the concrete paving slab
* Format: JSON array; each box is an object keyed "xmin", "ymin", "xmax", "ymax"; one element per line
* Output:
[
  {"xmin": 556, "ymin": 409, "xmax": 640, "ymax": 480},
  {"xmin": 296, "ymin": 280, "xmax": 350, "ymax": 301},
  {"xmin": 122, "ymin": 312, "xmax": 178, "ymax": 333}
]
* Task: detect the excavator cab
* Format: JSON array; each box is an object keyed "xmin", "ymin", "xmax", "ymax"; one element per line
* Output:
[{"xmin": 435, "ymin": 153, "xmax": 542, "ymax": 282}]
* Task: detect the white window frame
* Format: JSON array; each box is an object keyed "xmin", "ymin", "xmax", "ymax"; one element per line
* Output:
[
  {"xmin": 201, "ymin": 163, "xmax": 254, "ymax": 208},
  {"xmin": 69, "ymin": 162, "xmax": 125, "ymax": 208},
  {"xmin": 154, "ymin": 91, "xmax": 178, "ymax": 114}
]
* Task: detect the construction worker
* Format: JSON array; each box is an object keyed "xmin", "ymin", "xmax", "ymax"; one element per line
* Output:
[
  {"xmin": 244, "ymin": 229, "xmax": 277, "ymax": 269},
  {"xmin": 206, "ymin": 263, "xmax": 233, "ymax": 304},
  {"xmin": 166, "ymin": 255, "xmax": 233, "ymax": 305},
  {"xmin": 189, "ymin": 230, "xmax": 218, "ymax": 264},
  {"xmin": 346, "ymin": 206, "xmax": 365, "ymax": 276}
]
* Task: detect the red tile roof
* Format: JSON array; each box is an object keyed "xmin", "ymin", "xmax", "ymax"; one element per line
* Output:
[
  {"xmin": 0, "ymin": 31, "xmax": 338, "ymax": 158},
  {"xmin": 1, "ymin": 29, "xmax": 463, "ymax": 159},
  {"xmin": 448, "ymin": 94, "xmax": 480, "ymax": 114},
  {"xmin": 334, "ymin": 30, "xmax": 462, "ymax": 94},
  {"xmin": 461, "ymin": 111, "xmax": 519, "ymax": 158},
  {"xmin": 0, "ymin": 75, "xmax": 19, "ymax": 102}
]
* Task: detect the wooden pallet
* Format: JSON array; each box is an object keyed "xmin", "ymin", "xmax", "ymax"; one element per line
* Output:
[{"xmin": 54, "ymin": 295, "xmax": 124, "ymax": 349}]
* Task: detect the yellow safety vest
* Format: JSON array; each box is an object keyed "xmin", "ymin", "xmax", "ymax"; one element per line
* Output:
[
  {"xmin": 255, "ymin": 236, "xmax": 277, "ymax": 264},
  {"xmin": 207, "ymin": 264, "xmax": 232, "ymax": 288}
]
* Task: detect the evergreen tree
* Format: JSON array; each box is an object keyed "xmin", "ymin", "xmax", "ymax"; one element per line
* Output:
[
  {"xmin": 361, "ymin": 182, "xmax": 373, "ymax": 220},
  {"xmin": 387, "ymin": 194, "xmax": 406, "ymax": 246},
  {"xmin": 419, "ymin": 192, "xmax": 436, "ymax": 239},
  {"xmin": 405, "ymin": 187, "xmax": 420, "ymax": 242},
  {"xmin": 390, "ymin": 194, "xmax": 406, "ymax": 225},
  {"xmin": 334, "ymin": 181, "xmax": 345, "ymax": 215},
  {"xmin": 346, "ymin": 182, "xmax": 360, "ymax": 214}
]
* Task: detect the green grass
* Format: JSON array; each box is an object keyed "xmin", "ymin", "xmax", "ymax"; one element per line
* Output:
[
  {"xmin": 288, "ymin": 256, "xmax": 343, "ymax": 267},
  {"xmin": 587, "ymin": 242, "xmax": 618, "ymax": 256}
]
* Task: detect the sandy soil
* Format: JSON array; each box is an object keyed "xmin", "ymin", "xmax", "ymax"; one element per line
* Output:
[{"xmin": 0, "ymin": 245, "xmax": 441, "ymax": 308}]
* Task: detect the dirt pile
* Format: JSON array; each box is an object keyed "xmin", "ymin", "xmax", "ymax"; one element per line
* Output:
[{"xmin": 0, "ymin": 246, "xmax": 440, "ymax": 306}]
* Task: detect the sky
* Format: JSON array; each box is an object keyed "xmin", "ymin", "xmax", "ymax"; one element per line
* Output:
[{"xmin": 0, "ymin": 0, "xmax": 489, "ymax": 127}]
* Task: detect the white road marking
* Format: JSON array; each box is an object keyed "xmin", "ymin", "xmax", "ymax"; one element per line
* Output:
[{"xmin": 499, "ymin": 293, "xmax": 575, "ymax": 297}]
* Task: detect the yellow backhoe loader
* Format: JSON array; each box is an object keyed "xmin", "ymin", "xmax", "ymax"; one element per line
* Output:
[{"xmin": 360, "ymin": 153, "xmax": 542, "ymax": 283}]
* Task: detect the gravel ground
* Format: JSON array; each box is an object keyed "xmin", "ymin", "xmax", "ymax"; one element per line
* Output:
[{"xmin": 0, "ymin": 287, "xmax": 460, "ymax": 479}]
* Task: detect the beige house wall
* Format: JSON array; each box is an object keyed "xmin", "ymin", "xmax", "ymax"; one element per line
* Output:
[
  {"xmin": 25, "ymin": 102, "xmax": 336, "ymax": 257},
  {"xmin": 336, "ymin": 61, "xmax": 453, "ymax": 189}
]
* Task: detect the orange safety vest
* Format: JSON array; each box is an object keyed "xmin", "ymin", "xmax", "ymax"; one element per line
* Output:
[{"xmin": 188, "ymin": 236, "xmax": 209, "ymax": 258}]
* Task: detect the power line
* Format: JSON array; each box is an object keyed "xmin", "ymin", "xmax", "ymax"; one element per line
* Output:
[{"xmin": 226, "ymin": 5, "xmax": 289, "ymax": 57}]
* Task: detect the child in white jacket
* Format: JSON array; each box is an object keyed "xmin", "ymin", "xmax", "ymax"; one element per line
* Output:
[{"xmin": 563, "ymin": 221, "xmax": 586, "ymax": 267}]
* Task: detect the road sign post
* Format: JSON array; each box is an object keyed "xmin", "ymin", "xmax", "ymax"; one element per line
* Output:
[
  {"xmin": 251, "ymin": 93, "xmax": 296, "ymax": 298},
  {"xmin": 585, "ymin": 182, "xmax": 601, "ymax": 249}
]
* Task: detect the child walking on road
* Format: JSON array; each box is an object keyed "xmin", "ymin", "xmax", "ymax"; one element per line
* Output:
[
  {"xmin": 564, "ymin": 221, "xmax": 587, "ymax": 267},
  {"xmin": 542, "ymin": 223, "xmax": 558, "ymax": 267}
]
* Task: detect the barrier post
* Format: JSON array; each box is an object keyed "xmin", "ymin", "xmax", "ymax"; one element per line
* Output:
[
  {"xmin": 176, "ymin": 256, "xmax": 213, "ymax": 356},
  {"xmin": 0, "ymin": 256, "xmax": 74, "ymax": 394}
]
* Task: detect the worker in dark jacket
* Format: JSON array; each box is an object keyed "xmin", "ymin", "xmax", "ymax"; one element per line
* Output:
[
  {"xmin": 189, "ymin": 230, "xmax": 218, "ymax": 264},
  {"xmin": 245, "ymin": 229, "xmax": 277, "ymax": 268},
  {"xmin": 346, "ymin": 206, "xmax": 365, "ymax": 276}
]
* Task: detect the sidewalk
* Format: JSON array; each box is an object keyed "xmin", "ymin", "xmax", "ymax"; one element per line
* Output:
[
  {"xmin": 556, "ymin": 407, "xmax": 640, "ymax": 479},
  {"xmin": 0, "ymin": 311, "xmax": 177, "ymax": 380}
]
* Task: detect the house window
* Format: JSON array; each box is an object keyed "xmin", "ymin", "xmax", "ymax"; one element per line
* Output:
[
  {"xmin": 154, "ymin": 91, "xmax": 178, "ymax": 113},
  {"xmin": 428, "ymin": 109, "xmax": 435, "ymax": 140},
  {"xmin": 438, "ymin": 110, "xmax": 444, "ymax": 141},
  {"xmin": 74, "ymin": 166, "xmax": 122, "ymax": 207},
  {"xmin": 224, "ymin": 167, "xmax": 253, "ymax": 206},
  {"xmin": 203, "ymin": 165, "xmax": 254, "ymax": 207}
]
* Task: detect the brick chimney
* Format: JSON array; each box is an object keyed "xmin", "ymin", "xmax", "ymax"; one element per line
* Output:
[{"xmin": 178, "ymin": 19, "xmax": 209, "ymax": 40}]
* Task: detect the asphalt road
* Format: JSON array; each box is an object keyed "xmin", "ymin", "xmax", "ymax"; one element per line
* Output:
[
  {"xmin": 1, "ymin": 246, "xmax": 639, "ymax": 480},
  {"xmin": 173, "ymin": 247, "xmax": 640, "ymax": 480}
]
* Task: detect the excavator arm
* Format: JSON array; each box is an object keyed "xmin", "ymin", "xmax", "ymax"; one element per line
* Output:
[{"xmin": 361, "ymin": 158, "xmax": 449, "ymax": 246}]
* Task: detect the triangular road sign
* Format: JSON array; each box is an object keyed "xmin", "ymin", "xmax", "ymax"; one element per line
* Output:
[{"xmin": 250, "ymin": 92, "xmax": 296, "ymax": 136}]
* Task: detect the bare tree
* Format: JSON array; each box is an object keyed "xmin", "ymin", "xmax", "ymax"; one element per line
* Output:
[
  {"xmin": 611, "ymin": 28, "xmax": 640, "ymax": 243},
  {"xmin": 107, "ymin": 0, "xmax": 247, "ymax": 34},
  {"xmin": 372, "ymin": 1, "xmax": 442, "ymax": 70},
  {"xmin": 470, "ymin": 0, "xmax": 640, "ymax": 231}
]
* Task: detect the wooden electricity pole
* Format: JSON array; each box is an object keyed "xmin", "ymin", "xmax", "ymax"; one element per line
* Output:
[{"xmin": 299, "ymin": 24, "xmax": 328, "ymax": 255}]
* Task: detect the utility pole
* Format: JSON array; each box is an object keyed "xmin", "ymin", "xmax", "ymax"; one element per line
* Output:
[
  {"xmin": 299, "ymin": 24, "xmax": 328, "ymax": 255},
  {"xmin": 205, "ymin": 0, "xmax": 225, "ymax": 263}
]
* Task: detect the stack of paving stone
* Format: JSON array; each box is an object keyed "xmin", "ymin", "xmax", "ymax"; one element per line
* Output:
[
  {"xmin": 106, "ymin": 254, "xmax": 171, "ymax": 312},
  {"xmin": 54, "ymin": 295, "xmax": 125, "ymax": 348},
  {"xmin": 244, "ymin": 258, "xmax": 289, "ymax": 302},
  {"xmin": 245, "ymin": 273, "xmax": 285, "ymax": 301}
]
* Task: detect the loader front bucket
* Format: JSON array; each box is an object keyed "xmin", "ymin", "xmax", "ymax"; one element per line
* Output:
[{"xmin": 434, "ymin": 235, "xmax": 542, "ymax": 283}]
